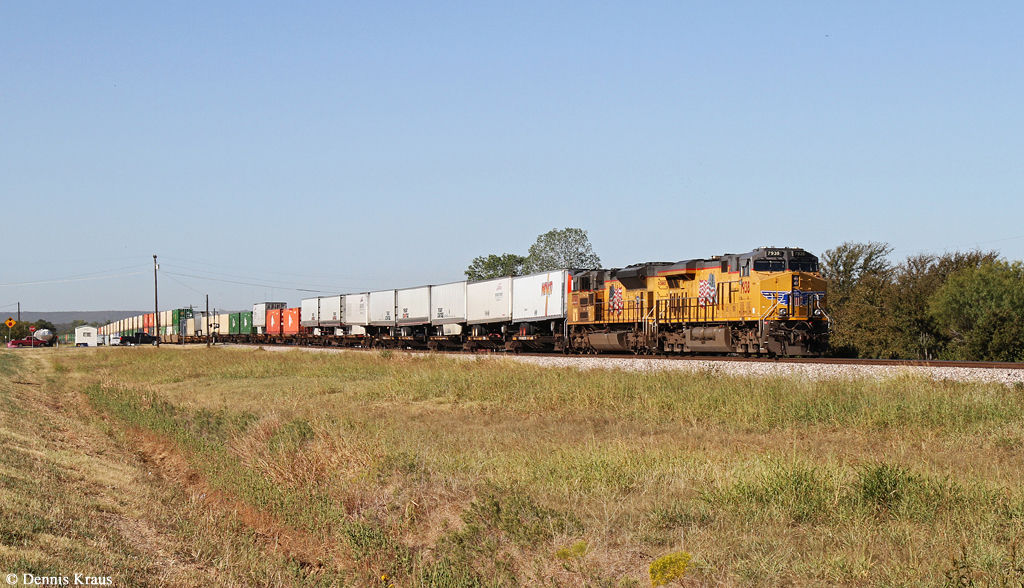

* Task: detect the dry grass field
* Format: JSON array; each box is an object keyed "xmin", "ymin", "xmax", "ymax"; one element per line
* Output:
[{"xmin": 1, "ymin": 346, "xmax": 1023, "ymax": 587}]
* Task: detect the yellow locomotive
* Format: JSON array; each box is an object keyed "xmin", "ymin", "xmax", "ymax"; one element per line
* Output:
[{"xmin": 565, "ymin": 247, "xmax": 828, "ymax": 356}]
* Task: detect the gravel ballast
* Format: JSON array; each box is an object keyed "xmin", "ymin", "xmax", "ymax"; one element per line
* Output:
[{"xmin": 233, "ymin": 345, "xmax": 1024, "ymax": 386}]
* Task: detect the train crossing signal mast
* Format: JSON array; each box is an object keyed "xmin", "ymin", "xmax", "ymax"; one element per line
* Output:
[{"xmin": 153, "ymin": 255, "xmax": 160, "ymax": 347}]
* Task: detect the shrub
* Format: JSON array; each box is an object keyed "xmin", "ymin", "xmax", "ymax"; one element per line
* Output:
[{"xmin": 649, "ymin": 551, "xmax": 692, "ymax": 586}]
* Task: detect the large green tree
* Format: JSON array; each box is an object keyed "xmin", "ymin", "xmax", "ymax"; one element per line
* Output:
[
  {"xmin": 820, "ymin": 242, "xmax": 895, "ymax": 357},
  {"xmin": 525, "ymin": 228, "xmax": 601, "ymax": 272},
  {"xmin": 885, "ymin": 251, "xmax": 999, "ymax": 359},
  {"xmin": 464, "ymin": 228, "xmax": 601, "ymax": 280},
  {"xmin": 464, "ymin": 253, "xmax": 530, "ymax": 281},
  {"xmin": 820, "ymin": 241, "xmax": 1007, "ymax": 360},
  {"xmin": 929, "ymin": 261, "xmax": 1024, "ymax": 361}
]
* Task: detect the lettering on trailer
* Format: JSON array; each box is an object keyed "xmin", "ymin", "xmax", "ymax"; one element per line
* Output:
[
  {"xmin": 541, "ymin": 281, "xmax": 553, "ymax": 296},
  {"xmin": 495, "ymin": 283, "xmax": 503, "ymax": 301},
  {"xmin": 402, "ymin": 308, "xmax": 409, "ymax": 319},
  {"xmin": 436, "ymin": 307, "xmax": 444, "ymax": 319}
]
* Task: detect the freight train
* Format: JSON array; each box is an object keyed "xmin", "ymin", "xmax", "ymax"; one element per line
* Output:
[{"xmin": 99, "ymin": 247, "xmax": 829, "ymax": 356}]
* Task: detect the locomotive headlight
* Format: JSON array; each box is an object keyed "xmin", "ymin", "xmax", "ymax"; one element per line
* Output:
[
  {"xmin": 813, "ymin": 309, "xmax": 822, "ymax": 316},
  {"xmin": 778, "ymin": 307, "xmax": 788, "ymax": 317}
]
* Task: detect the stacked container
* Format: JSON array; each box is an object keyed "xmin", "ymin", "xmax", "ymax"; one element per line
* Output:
[
  {"xmin": 318, "ymin": 295, "xmax": 344, "ymax": 326},
  {"xmin": 254, "ymin": 302, "xmax": 287, "ymax": 334},
  {"xmin": 217, "ymin": 313, "xmax": 232, "ymax": 335},
  {"xmin": 240, "ymin": 311, "xmax": 253, "ymax": 334},
  {"xmin": 369, "ymin": 290, "xmax": 396, "ymax": 326},
  {"xmin": 467, "ymin": 277, "xmax": 513, "ymax": 325},
  {"xmin": 344, "ymin": 293, "xmax": 369, "ymax": 336},
  {"xmin": 431, "ymin": 281, "xmax": 467, "ymax": 336},
  {"xmin": 431, "ymin": 281, "xmax": 467, "ymax": 325},
  {"xmin": 266, "ymin": 308, "xmax": 284, "ymax": 336},
  {"xmin": 396, "ymin": 286, "xmax": 431, "ymax": 326},
  {"xmin": 300, "ymin": 297, "xmax": 320, "ymax": 328},
  {"xmin": 283, "ymin": 308, "xmax": 301, "ymax": 335},
  {"xmin": 512, "ymin": 270, "xmax": 569, "ymax": 323}
]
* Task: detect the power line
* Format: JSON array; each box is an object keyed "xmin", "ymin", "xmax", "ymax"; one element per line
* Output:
[
  {"xmin": 0, "ymin": 270, "xmax": 150, "ymax": 288},
  {"xmin": 159, "ymin": 270, "xmax": 206, "ymax": 296},
  {"xmin": 160, "ymin": 263, "xmax": 349, "ymax": 291},
  {"xmin": 161, "ymin": 271, "xmax": 329, "ymax": 293},
  {"xmin": 160, "ymin": 256, "xmax": 395, "ymax": 282}
]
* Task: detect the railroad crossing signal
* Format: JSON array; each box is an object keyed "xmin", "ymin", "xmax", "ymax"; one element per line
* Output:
[{"xmin": 4, "ymin": 318, "xmax": 14, "ymax": 328}]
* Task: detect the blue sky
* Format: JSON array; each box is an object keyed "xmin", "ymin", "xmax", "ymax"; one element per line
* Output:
[{"xmin": 2, "ymin": 1, "xmax": 1022, "ymax": 312}]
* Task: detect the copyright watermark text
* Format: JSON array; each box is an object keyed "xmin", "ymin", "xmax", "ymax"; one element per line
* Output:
[{"xmin": 5, "ymin": 573, "xmax": 112, "ymax": 586}]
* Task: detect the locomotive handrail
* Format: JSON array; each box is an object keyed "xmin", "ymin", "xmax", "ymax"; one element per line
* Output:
[{"xmin": 759, "ymin": 297, "xmax": 779, "ymax": 321}]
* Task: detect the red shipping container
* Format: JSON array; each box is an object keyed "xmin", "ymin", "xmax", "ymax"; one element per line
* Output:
[
  {"xmin": 266, "ymin": 309, "xmax": 283, "ymax": 336},
  {"xmin": 283, "ymin": 308, "xmax": 301, "ymax": 335},
  {"xmin": 144, "ymin": 313, "xmax": 154, "ymax": 328}
]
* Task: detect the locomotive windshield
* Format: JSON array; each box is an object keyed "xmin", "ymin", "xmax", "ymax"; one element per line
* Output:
[
  {"xmin": 753, "ymin": 260, "xmax": 785, "ymax": 272},
  {"xmin": 752, "ymin": 258, "xmax": 819, "ymax": 273},
  {"xmin": 788, "ymin": 260, "xmax": 819, "ymax": 272}
]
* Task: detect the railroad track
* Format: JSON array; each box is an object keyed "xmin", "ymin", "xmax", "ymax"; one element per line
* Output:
[{"xmin": 214, "ymin": 342, "xmax": 1024, "ymax": 371}]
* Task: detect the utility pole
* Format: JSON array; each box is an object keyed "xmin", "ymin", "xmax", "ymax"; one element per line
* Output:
[
  {"xmin": 17, "ymin": 302, "xmax": 20, "ymax": 323},
  {"xmin": 153, "ymin": 255, "xmax": 160, "ymax": 347},
  {"xmin": 206, "ymin": 294, "xmax": 210, "ymax": 348}
]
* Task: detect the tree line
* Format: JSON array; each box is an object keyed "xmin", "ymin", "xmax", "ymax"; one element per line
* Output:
[
  {"xmin": 465, "ymin": 228, "xmax": 601, "ymax": 280},
  {"xmin": 821, "ymin": 242, "xmax": 1024, "ymax": 361}
]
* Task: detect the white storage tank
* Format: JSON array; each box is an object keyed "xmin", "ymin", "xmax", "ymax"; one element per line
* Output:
[
  {"xmin": 430, "ymin": 281, "xmax": 467, "ymax": 325},
  {"xmin": 300, "ymin": 297, "xmax": 320, "ymax": 327},
  {"xmin": 467, "ymin": 277, "xmax": 513, "ymax": 325},
  {"xmin": 396, "ymin": 286, "xmax": 431, "ymax": 326},
  {"xmin": 369, "ymin": 290, "xmax": 396, "ymax": 326},
  {"xmin": 512, "ymin": 270, "xmax": 569, "ymax": 322},
  {"xmin": 319, "ymin": 295, "xmax": 345, "ymax": 326}
]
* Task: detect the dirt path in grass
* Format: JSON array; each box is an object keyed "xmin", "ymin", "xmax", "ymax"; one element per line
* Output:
[{"xmin": 0, "ymin": 350, "xmax": 210, "ymax": 587}]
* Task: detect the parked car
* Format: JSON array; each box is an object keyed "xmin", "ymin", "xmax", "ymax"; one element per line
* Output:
[
  {"xmin": 7, "ymin": 337, "xmax": 49, "ymax": 348},
  {"xmin": 120, "ymin": 332, "xmax": 160, "ymax": 346}
]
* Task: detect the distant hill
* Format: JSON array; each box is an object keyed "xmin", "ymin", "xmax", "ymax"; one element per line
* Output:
[{"xmin": 7, "ymin": 311, "xmax": 147, "ymax": 326}]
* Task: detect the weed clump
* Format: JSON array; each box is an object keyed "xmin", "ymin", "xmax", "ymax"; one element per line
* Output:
[
  {"xmin": 856, "ymin": 462, "xmax": 912, "ymax": 512},
  {"xmin": 649, "ymin": 551, "xmax": 692, "ymax": 586},
  {"xmin": 555, "ymin": 540, "xmax": 588, "ymax": 561},
  {"xmin": 709, "ymin": 459, "xmax": 832, "ymax": 524},
  {"xmin": 267, "ymin": 418, "xmax": 315, "ymax": 453}
]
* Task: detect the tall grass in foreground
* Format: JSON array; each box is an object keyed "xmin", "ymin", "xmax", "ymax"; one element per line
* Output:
[{"xmin": 62, "ymin": 347, "xmax": 1024, "ymax": 586}]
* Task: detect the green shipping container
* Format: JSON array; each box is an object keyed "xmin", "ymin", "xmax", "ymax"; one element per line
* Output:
[
  {"xmin": 240, "ymin": 312, "xmax": 253, "ymax": 334},
  {"xmin": 229, "ymin": 313, "xmax": 241, "ymax": 335}
]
